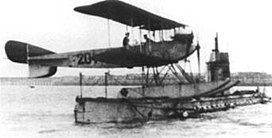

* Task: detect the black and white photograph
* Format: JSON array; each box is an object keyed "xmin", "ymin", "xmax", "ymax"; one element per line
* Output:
[{"xmin": 0, "ymin": 0, "xmax": 272, "ymax": 137}]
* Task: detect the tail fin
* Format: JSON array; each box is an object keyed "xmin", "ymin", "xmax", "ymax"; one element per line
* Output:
[{"xmin": 5, "ymin": 40, "xmax": 57, "ymax": 78}]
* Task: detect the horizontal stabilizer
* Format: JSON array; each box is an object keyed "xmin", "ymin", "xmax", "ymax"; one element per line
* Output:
[
  {"xmin": 5, "ymin": 40, "xmax": 55, "ymax": 64},
  {"xmin": 5, "ymin": 40, "xmax": 57, "ymax": 78}
]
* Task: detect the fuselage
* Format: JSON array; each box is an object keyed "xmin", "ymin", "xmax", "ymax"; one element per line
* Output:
[{"xmin": 28, "ymin": 40, "xmax": 196, "ymax": 68}]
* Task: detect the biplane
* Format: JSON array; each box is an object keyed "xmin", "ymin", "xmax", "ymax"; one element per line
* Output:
[
  {"xmin": 5, "ymin": 0, "xmax": 264, "ymax": 123},
  {"xmin": 5, "ymin": 0, "xmax": 238, "ymax": 100},
  {"xmin": 5, "ymin": 0, "xmax": 196, "ymax": 78}
]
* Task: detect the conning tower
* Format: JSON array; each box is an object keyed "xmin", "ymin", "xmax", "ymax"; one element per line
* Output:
[{"xmin": 207, "ymin": 33, "xmax": 230, "ymax": 82}]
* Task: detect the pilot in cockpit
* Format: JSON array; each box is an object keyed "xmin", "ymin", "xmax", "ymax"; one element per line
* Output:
[
  {"xmin": 123, "ymin": 32, "xmax": 130, "ymax": 49},
  {"xmin": 144, "ymin": 34, "xmax": 154, "ymax": 43}
]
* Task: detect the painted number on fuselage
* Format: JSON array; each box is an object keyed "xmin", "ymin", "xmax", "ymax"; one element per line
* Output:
[{"xmin": 77, "ymin": 53, "xmax": 93, "ymax": 65}]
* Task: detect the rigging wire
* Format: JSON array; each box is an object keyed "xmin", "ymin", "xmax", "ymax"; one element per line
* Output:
[
  {"xmin": 137, "ymin": 66, "xmax": 146, "ymax": 96},
  {"xmin": 107, "ymin": 19, "xmax": 111, "ymax": 48},
  {"xmin": 79, "ymin": 72, "xmax": 83, "ymax": 98},
  {"xmin": 105, "ymin": 19, "xmax": 111, "ymax": 97},
  {"xmin": 187, "ymin": 60, "xmax": 194, "ymax": 81},
  {"xmin": 139, "ymin": 27, "xmax": 142, "ymax": 53},
  {"xmin": 130, "ymin": 18, "xmax": 134, "ymax": 42}
]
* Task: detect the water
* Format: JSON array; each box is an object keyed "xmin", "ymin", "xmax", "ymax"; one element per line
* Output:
[{"xmin": 0, "ymin": 85, "xmax": 272, "ymax": 138}]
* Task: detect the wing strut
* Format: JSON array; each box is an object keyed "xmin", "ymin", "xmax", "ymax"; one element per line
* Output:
[{"xmin": 196, "ymin": 41, "xmax": 201, "ymax": 81}]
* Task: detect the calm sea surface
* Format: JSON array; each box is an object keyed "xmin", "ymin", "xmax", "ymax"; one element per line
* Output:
[{"xmin": 0, "ymin": 85, "xmax": 272, "ymax": 138}]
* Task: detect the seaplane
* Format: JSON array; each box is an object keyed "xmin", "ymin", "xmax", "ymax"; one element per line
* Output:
[{"xmin": 5, "ymin": 0, "xmax": 270, "ymax": 123}]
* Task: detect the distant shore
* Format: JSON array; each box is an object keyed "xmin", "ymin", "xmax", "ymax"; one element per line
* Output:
[{"xmin": 1, "ymin": 72, "xmax": 272, "ymax": 86}]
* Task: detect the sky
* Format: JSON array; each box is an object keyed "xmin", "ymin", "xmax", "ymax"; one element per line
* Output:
[{"xmin": 0, "ymin": 0, "xmax": 272, "ymax": 77}]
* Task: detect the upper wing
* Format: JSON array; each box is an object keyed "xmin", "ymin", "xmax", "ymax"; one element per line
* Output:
[{"xmin": 74, "ymin": 0, "xmax": 186, "ymax": 30}]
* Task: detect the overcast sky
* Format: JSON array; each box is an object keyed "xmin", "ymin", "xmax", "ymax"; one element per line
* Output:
[{"xmin": 0, "ymin": 0, "xmax": 272, "ymax": 77}]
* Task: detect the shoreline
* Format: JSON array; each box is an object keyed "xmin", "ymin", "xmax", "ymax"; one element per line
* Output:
[
  {"xmin": 1, "ymin": 72, "xmax": 272, "ymax": 87},
  {"xmin": 1, "ymin": 82, "xmax": 272, "ymax": 87}
]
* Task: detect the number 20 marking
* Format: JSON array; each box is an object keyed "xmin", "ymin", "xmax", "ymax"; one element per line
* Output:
[{"xmin": 77, "ymin": 53, "xmax": 92, "ymax": 65}]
